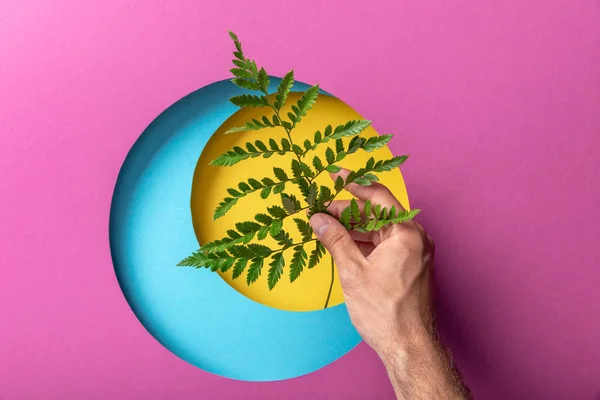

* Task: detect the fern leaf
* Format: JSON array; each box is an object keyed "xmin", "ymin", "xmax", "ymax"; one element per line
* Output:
[
  {"xmin": 229, "ymin": 94, "xmax": 270, "ymax": 108},
  {"xmin": 335, "ymin": 138, "xmax": 344, "ymax": 154},
  {"xmin": 258, "ymin": 67, "xmax": 270, "ymax": 93},
  {"xmin": 269, "ymin": 219, "xmax": 284, "ymax": 237},
  {"xmin": 315, "ymin": 185, "xmax": 333, "ymax": 210},
  {"xmin": 273, "ymin": 167, "xmax": 288, "ymax": 181},
  {"xmin": 292, "ymin": 85, "xmax": 319, "ymax": 126},
  {"xmin": 306, "ymin": 183, "xmax": 317, "ymax": 207},
  {"xmin": 372, "ymin": 155, "xmax": 409, "ymax": 172},
  {"xmin": 374, "ymin": 204, "xmax": 382, "ymax": 219},
  {"xmin": 312, "ymin": 156, "xmax": 324, "ymax": 172},
  {"xmin": 254, "ymin": 213, "xmax": 273, "ymax": 226},
  {"xmin": 230, "ymin": 68, "xmax": 255, "ymax": 80},
  {"xmin": 392, "ymin": 208, "xmax": 421, "ymax": 222},
  {"xmin": 291, "ymin": 178, "xmax": 307, "ymax": 199},
  {"xmin": 272, "ymin": 230, "xmax": 294, "ymax": 247},
  {"xmin": 232, "ymin": 258, "xmax": 249, "ymax": 279},
  {"xmin": 267, "ymin": 252, "xmax": 285, "ymax": 289},
  {"xmin": 291, "ymin": 159, "xmax": 302, "ymax": 178},
  {"xmin": 227, "ymin": 245, "xmax": 255, "ymax": 259},
  {"xmin": 291, "ymin": 159, "xmax": 312, "ymax": 179},
  {"xmin": 347, "ymin": 136, "xmax": 363, "ymax": 154},
  {"xmin": 293, "ymin": 218, "xmax": 313, "ymax": 241},
  {"xmin": 236, "ymin": 221, "xmax": 262, "ymax": 233},
  {"xmin": 213, "ymin": 197, "xmax": 238, "ymax": 220},
  {"xmin": 350, "ymin": 198, "xmax": 361, "ymax": 222},
  {"xmin": 267, "ymin": 205, "xmax": 288, "ymax": 219},
  {"xmin": 269, "ymin": 138, "xmax": 280, "ymax": 151},
  {"xmin": 281, "ymin": 138, "xmax": 291, "ymax": 151},
  {"xmin": 274, "ymin": 70, "xmax": 294, "ymax": 110},
  {"xmin": 347, "ymin": 203, "xmax": 418, "ymax": 233},
  {"xmin": 325, "ymin": 148, "xmax": 335, "ymax": 164},
  {"xmin": 214, "ymin": 172, "xmax": 296, "ymax": 219},
  {"xmin": 339, "ymin": 207, "xmax": 352, "ymax": 229},
  {"xmin": 177, "ymin": 250, "xmax": 209, "ymax": 268},
  {"xmin": 308, "ymin": 241, "xmax": 325, "ymax": 269},
  {"xmin": 364, "ymin": 200, "xmax": 372, "ymax": 219},
  {"xmin": 281, "ymin": 193, "xmax": 300, "ymax": 214},
  {"xmin": 246, "ymin": 258, "xmax": 264, "ymax": 285},
  {"xmin": 334, "ymin": 176, "xmax": 344, "ymax": 192},
  {"xmin": 224, "ymin": 117, "xmax": 277, "ymax": 135},
  {"xmin": 210, "ymin": 140, "xmax": 292, "ymax": 167},
  {"xmin": 329, "ymin": 119, "xmax": 372, "ymax": 139},
  {"xmin": 289, "ymin": 245, "xmax": 307, "ymax": 283},
  {"xmin": 353, "ymin": 177, "xmax": 374, "ymax": 186},
  {"xmin": 231, "ymin": 77, "xmax": 260, "ymax": 91},
  {"xmin": 201, "ymin": 235, "xmax": 252, "ymax": 254},
  {"xmin": 209, "ymin": 148, "xmax": 253, "ymax": 167},
  {"xmin": 366, "ymin": 219, "xmax": 377, "ymax": 231},
  {"xmin": 361, "ymin": 134, "xmax": 393, "ymax": 152},
  {"xmin": 228, "ymin": 31, "xmax": 241, "ymax": 50},
  {"xmin": 247, "ymin": 243, "xmax": 272, "ymax": 257}
]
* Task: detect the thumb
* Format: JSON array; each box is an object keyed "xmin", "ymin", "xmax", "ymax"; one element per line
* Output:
[{"xmin": 309, "ymin": 213, "xmax": 366, "ymax": 269}]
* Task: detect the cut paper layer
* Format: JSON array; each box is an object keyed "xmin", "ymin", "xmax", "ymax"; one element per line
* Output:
[{"xmin": 109, "ymin": 78, "xmax": 367, "ymax": 381}]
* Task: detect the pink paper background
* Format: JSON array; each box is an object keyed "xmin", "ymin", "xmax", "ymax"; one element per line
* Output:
[{"xmin": 1, "ymin": 1, "xmax": 599, "ymax": 399}]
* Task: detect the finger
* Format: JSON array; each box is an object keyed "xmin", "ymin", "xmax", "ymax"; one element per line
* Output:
[
  {"xmin": 330, "ymin": 168, "xmax": 404, "ymax": 210},
  {"xmin": 309, "ymin": 213, "xmax": 366, "ymax": 270},
  {"xmin": 349, "ymin": 229, "xmax": 375, "ymax": 243}
]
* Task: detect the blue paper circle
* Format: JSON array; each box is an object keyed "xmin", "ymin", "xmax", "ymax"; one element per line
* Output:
[{"xmin": 109, "ymin": 78, "xmax": 361, "ymax": 381}]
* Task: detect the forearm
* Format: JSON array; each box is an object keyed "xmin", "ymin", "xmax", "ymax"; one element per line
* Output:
[{"xmin": 378, "ymin": 327, "xmax": 470, "ymax": 400}]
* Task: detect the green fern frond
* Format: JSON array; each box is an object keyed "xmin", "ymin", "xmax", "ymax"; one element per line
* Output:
[
  {"xmin": 289, "ymin": 245, "xmax": 307, "ymax": 282},
  {"xmin": 258, "ymin": 68, "xmax": 270, "ymax": 94},
  {"xmin": 293, "ymin": 218, "xmax": 313, "ymax": 242},
  {"xmin": 177, "ymin": 250, "xmax": 209, "ymax": 268},
  {"xmin": 224, "ymin": 114, "xmax": 282, "ymax": 135},
  {"xmin": 281, "ymin": 193, "xmax": 302, "ymax": 214},
  {"xmin": 338, "ymin": 199, "xmax": 421, "ymax": 233},
  {"xmin": 246, "ymin": 258, "xmax": 264, "ymax": 285},
  {"xmin": 308, "ymin": 241, "xmax": 325, "ymax": 269},
  {"xmin": 329, "ymin": 120, "xmax": 372, "ymax": 139},
  {"xmin": 210, "ymin": 140, "xmax": 295, "ymax": 167},
  {"xmin": 180, "ymin": 32, "xmax": 420, "ymax": 293},
  {"xmin": 229, "ymin": 94, "xmax": 270, "ymax": 108},
  {"xmin": 232, "ymin": 258, "xmax": 249, "ymax": 279},
  {"xmin": 272, "ymin": 230, "xmax": 294, "ymax": 247},
  {"xmin": 339, "ymin": 207, "xmax": 352, "ymax": 230},
  {"xmin": 267, "ymin": 252, "xmax": 285, "ymax": 289},
  {"xmin": 231, "ymin": 77, "xmax": 260, "ymax": 91},
  {"xmin": 290, "ymin": 85, "xmax": 319, "ymax": 127},
  {"xmin": 274, "ymin": 70, "xmax": 294, "ymax": 111},
  {"xmin": 300, "ymin": 119, "xmax": 371, "ymax": 156}
]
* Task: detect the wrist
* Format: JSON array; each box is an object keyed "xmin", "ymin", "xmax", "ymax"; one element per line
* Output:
[{"xmin": 375, "ymin": 320, "xmax": 435, "ymax": 364}]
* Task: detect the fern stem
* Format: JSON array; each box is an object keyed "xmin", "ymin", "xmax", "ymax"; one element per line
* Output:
[
  {"xmin": 268, "ymin": 102, "xmax": 314, "ymax": 211},
  {"xmin": 307, "ymin": 165, "xmax": 329, "ymax": 183},
  {"xmin": 270, "ymin": 105, "xmax": 302, "ymax": 161},
  {"xmin": 265, "ymin": 238, "xmax": 317, "ymax": 259},
  {"xmin": 324, "ymin": 255, "xmax": 335, "ymax": 309}
]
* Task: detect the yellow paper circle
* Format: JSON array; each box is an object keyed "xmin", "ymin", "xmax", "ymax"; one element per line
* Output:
[{"xmin": 191, "ymin": 93, "xmax": 410, "ymax": 311}]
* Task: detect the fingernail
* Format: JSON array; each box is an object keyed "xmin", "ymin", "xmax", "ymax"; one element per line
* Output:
[{"xmin": 310, "ymin": 214, "xmax": 330, "ymax": 237}]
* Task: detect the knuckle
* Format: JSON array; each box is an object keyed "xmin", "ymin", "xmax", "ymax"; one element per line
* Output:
[{"xmin": 325, "ymin": 229, "xmax": 349, "ymax": 250}]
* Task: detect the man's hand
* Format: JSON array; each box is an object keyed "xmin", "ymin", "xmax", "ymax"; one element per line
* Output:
[{"xmin": 309, "ymin": 169, "xmax": 470, "ymax": 399}]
